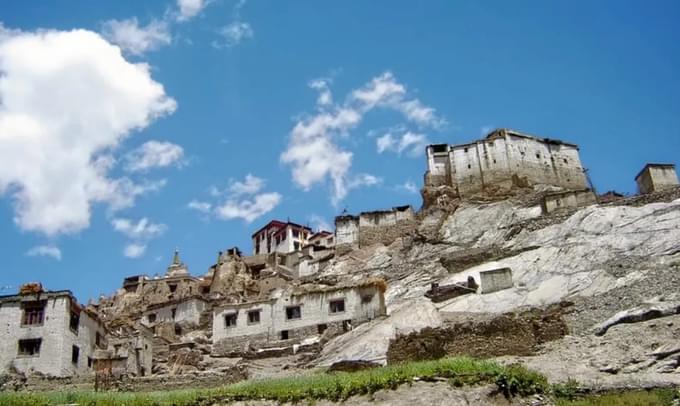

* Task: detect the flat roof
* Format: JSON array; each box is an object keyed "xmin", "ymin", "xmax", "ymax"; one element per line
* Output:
[
  {"xmin": 635, "ymin": 163, "xmax": 677, "ymax": 181},
  {"xmin": 428, "ymin": 128, "xmax": 579, "ymax": 150},
  {"xmin": 251, "ymin": 220, "xmax": 312, "ymax": 238}
]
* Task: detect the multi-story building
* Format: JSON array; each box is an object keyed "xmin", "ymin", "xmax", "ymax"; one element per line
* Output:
[
  {"xmin": 0, "ymin": 284, "xmax": 107, "ymax": 377},
  {"xmin": 251, "ymin": 220, "xmax": 313, "ymax": 255}
]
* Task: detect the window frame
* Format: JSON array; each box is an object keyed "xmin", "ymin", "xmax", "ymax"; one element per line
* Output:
[
  {"xmin": 247, "ymin": 309, "xmax": 261, "ymax": 325},
  {"xmin": 329, "ymin": 298, "xmax": 346, "ymax": 314},
  {"xmin": 285, "ymin": 305, "xmax": 301, "ymax": 320},
  {"xmin": 17, "ymin": 338, "xmax": 42, "ymax": 357},
  {"xmin": 224, "ymin": 313, "xmax": 238, "ymax": 328}
]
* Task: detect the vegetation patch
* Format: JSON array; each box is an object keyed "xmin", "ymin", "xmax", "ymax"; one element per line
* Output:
[
  {"xmin": 555, "ymin": 388, "xmax": 679, "ymax": 406},
  {"xmin": 0, "ymin": 357, "xmax": 548, "ymax": 405}
]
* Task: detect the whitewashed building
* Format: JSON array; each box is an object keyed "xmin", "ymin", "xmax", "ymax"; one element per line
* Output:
[
  {"xmin": 0, "ymin": 285, "xmax": 107, "ymax": 377},
  {"xmin": 212, "ymin": 279, "xmax": 387, "ymax": 355},
  {"xmin": 425, "ymin": 128, "xmax": 588, "ymax": 196},
  {"xmin": 251, "ymin": 220, "xmax": 313, "ymax": 255},
  {"xmin": 635, "ymin": 163, "xmax": 679, "ymax": 194}
]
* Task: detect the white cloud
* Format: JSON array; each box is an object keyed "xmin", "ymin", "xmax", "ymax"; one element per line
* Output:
[
  {"xmin": 125, "ymin": 141, "xmax": 185, "ymax": 172},
  {"xmin": 397, "ymin": 180, "xmax": 419, "ymax": 194},
  {"xmin": 282, "ymin": 72, "xmax": 442, "ymax": 204},
  {"xmin": 0, "ymin": 27, "xmax": 176, "ymax": 236},
  {"xmin": 124, "ymin": 243, "xmax": 146, "ymax": 258},
  {"xmin": 26, "ymin": 245, "xmax": 62, "ymax": 261},
  {"xmin": 228, "ymin": 174, "xmax": 264, "ymax": 196},
  {"xmin": 215, "ymin": 192, "xmax": 281, "ymax": 223},
  {"xmin": 377, "ymin": 131, "xmax": 429, "ymax": 157},
  {"xmin": 176, "ymin": 0, "xmax": 208, "ymax": 21},
  {"xmin": 191, "ymin": 174, "xmax": 281, "ymax": 223},
  {"xmin": 308, "ymin": 214, "xmax": 332, "ymax": 232},
  {"xmin": 111, "ymin": 217, "xmax": 167, "ymax": 240},
  {"xmin": 213, "ymin": 21, "xmax": 253, "ymax": 48},
  {"xmin": 187, "ymin": 199, "xmax": 212, "ymax": 213},
  {"xmin": 101, "ymin": 18, "xmax": 171, "ymax": 55}
]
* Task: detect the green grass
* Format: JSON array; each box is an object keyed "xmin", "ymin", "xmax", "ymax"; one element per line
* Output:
[
  {"xmin": 0, "ymin": 357, "xmax": 548, "ymax": 405},
  {"xmin": 555, "ymin": 388, "xmax": 679, "ymax": 406}
]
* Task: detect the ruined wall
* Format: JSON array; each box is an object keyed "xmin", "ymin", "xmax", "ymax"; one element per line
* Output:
[
  {"xmin": 541, "ymin": 189, "xmax": 597, "ymax": 214},
  {"xmin": 335, "ymin": 207, "xmax": 416, "ymax": 252},
  {"xmin": 386, "ymin": 304, "xmax": 569, "ymax": 364},
  {"xmin": 425, "ymin": 131, "xmax": 588, "ymax": 197},
  {"xmin": 479, "ymin": 268, "xmax": 513, "ymax": 294},
  {"xmin": 637, "ymin": 166, "xmax": 679, "ymax": 194},
  {"xmin": 335, "ymin": 216, "xmax": 359, "ymax": 254}
]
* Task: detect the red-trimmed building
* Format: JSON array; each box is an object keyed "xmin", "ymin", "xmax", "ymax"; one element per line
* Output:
[{"xmin": 251, "ymin": 220, "xmax": 313, "ymax": 255}]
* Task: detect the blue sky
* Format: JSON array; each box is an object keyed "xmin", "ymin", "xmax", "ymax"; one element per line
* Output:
[{"xmin": 1, "ymin": 1, "xmax": 679, "ymax": 302}]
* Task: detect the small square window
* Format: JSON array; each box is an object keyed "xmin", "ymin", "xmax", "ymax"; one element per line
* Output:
[
  {"xmin": 317, "ymin": 324, "xmax": 327, "ymax": 334},
  {"xmin": 286, "ymin": 306, "xmax": 301, "ymax": 320},
  {"xmin": 563, "ymin": 159, "xmax": 568, "ymax": 164},
  {"xmin": 280, "ymin": 330, "xmax": 289, "ymax": 340},
  {"xmin": 147, "ymin": 313, "xmax": 157, "ymax": 323},
  {"xmin": 361, "ymin": 294, "xmax": 374, "ymax": 304},
  {"xmin": 167, "ymin": 283, "xmax": 177, "ymax": 293},
  {"xmin": 247, "ymin": 310, "xmax": 261, "ymax": 324},
  {"xmin": 536, "ymin": 153, "xmax": 541, "ymax": 159},
  {"xmin": 464, "ymin": 148, "xmax": 468, "ymax": 153},
  {"xmin": 18, "ymin": 339, "xmax": 41, "ymax": 356},
  {"xmin": 329, "ymin": 299, "xmax": 345, "ymax": 314},
  {"xmin": 225, "ymin": 313, "xmax": 237, "ymax": 328},
  {"xmin": 21, "ymin": 301, "xmax": 46, "ymax": 326}
]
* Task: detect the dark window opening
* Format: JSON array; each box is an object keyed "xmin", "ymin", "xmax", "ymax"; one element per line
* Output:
[
  {"xmin": 21, "ymin": 301, "xmax": 46, "ymax": 326},
  {"xmin": 342, "ymin": 320, "xmax": 352, "ymax": 332},
  {"xmin": 174, "ymin": 324, "xmax": 182, "ymax": 336},
  {"xmin": 493, "ymin": 159, "xmax": 497, "ymax": 164},
  {"xmin": 431, "ymin": 144, "xmax": 447, "ymax": 153},
  {"xmin": 361, "ymin": 294, "xmax": 374, "ymax": 304},
  {"xmin": 464, "ymin": 148, "xmax": 468, "ymax": 153},
  {"xmin": 292, "ymin": 229, "xmax": 300, "ymax": 238},
  {"xmin": 280, "ymin": 330, "xmax": 289, "ymax": 340},
  {"xmin": 247, "ymin": 310, "xmax": 261, "ymax": 324},
  {"xmin": 167, "ymin": 283, "xmax": 177, "ymax": 293},
  {"xmin": 294, "ymin": 242, "xmax": 300, "ymax": 251},
  {"xmin": 536, "ymin": 153, "xmax": 540, "ymax": 159},
  {"xmin": 201, "ymin": 286, "xmax": 210, "ymax": 294},
  {"xmin": 286, "ymin": 306, "xmax": 301, "ymax": 320},
  {"xmin": 87, "ymin": 357, "xmax": 93, "ymax": 368},
  {"xmin": 69, "ymin": 310, "xmax": 80, "ymax": 334},
  {"xmin": 96, "ymin": 332, "xmax": 103, "ymax": 348},
  {"xmin": 171, "ymin": 308, "xmax": 177, "ymax": 319},
  {"xmin": 317, "ymin": 324, "xmax": 327, "ymax": 334},
  {"xmin": 18, "ymin": 339, "xmax": 41, "ymax": 356},
  {"xmin": 71, "ymin": 345, "xmax": 80, "ymax": 365},
  {"xmin": 225, "ymin": 313, "xmax": 237, "ymax": 328},
  {"xmin": 564, "ymin": 159, "xmax": 568, "ymax": 164},
  {"xmin": 329, "ymin": 299, "xmax": 345, "ymax": 314},
  {"xmin": 147, "ymin": 313, "xmax": 157, "ymax": 323},
  {"xmin": 467, "ymin": 164, "xmax": 471, "ymax": 169}
]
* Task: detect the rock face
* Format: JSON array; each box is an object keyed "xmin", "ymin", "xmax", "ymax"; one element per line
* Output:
[{"xmin": 307, "ymin": 193, "xmax": 680, "ymax": 386}]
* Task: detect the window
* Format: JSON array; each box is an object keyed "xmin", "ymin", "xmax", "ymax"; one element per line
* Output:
[
  {"xmin": 342, "ymin": 320, "xmax": 352, "ymax": 332},
  {"xmin": 285, "ymin": 305, "xmax": 301, "ymax": 320},
  {"xmin": 71, "ymin": 345, "xmax": 80, "ymax": 364},
  {"xmin": 69, "ymin": 310, "xmax": 80, "ymax": 334},
  {"xmin": 174, "ymin": 325, "xmax": 182, "ymax": 335},
  {"xmin": 563, "ymin": 158, "xmax": 568, "ymax": 164},
  {"xmin": 247, "ymin": 310, "xmax": 261, "ymax": 324},
  {"xmin": 464, "ymin": 148, "xmax": 468, "ymax": 153},
  {"xmin": 95, "ymin": 332, "xmax": 103, "ymax": 348},
  {"xmin": 292, "ymin": 229, "xmax": 300, "ymax": 238},
  {"xmin": 361, "ymin": 294, "xmax": 374, "ymax": 304},
  {"xmin": 467, "ymin": 164, "xmax": 471, "ymax": 169},
  {"xmin": 225, "ymin": 313, "xmax": 237, "ymax": 328},
  {"xmin": 171, "ymin": 308, "xmax": 177, "ymax": 319},
  {"xmin": 294, "ymin": 242, "xmax": 300, "ymax": 251},
  {"xmin": 329, "ymin": 299, "xmax": 345, "ymax": 314},
  {"xmin": 168, "ymin": 283, "xmax": 177, "ymax": 293},
  {"xmin": 536, "ymin": 153, "xmax": 541, "ymax": 159},
  {"xmin": 147, "ymin": 313, "xmax": 157, "ymax": 323},
  {"xmin": 17, "ymin": 339, "xmax": 41, "ymax": 356},
  {"xmin": 317, "ymin": 324, "xmax": 327, "ymax": 334},
  {"xmin": 21, "ymin": 301, "xmax": 46, "ymax": 326},
  {"xmin": 88, "ymin": 357, "xmax": 93, "ymax": 368},
  {"xmin": 280, "ymin": 330, "xmax": 289, "ymax": 340}
]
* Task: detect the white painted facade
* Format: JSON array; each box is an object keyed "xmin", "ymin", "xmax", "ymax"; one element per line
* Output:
[
  {"xmin": 425, "ymin": 129, "xmax": 588, "ymax": 195},
  {"xmin": 0, "ymin": 292, "xmax": 106, "ymax": 377},
  {"xmin": 636, "ymin": 164, "xmax": 679, "ymax": 194},
  {"xmin": 212, "ymin": 285, "xmax": 386, "ymax": 343},
  {"xmin": 142, "ymin": 297, "xmax": 208, "ymax": 328},
  {"xmin": 252, "ymin": 221, "xmax": 313, "ymax": 255}
]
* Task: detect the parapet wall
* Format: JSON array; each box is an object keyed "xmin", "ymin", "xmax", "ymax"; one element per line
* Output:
[{"xmin": 335, "ymin": 206, "xmax": 416, "ymax": 253}]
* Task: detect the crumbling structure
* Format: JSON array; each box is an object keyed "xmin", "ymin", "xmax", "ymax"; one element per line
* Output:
[
  {"xmin": 335, "ymin": 205, "xmax": 416, "ymax": 254},
  {"xmin": 425, "ymin": 129, "xmax": 589, "ymax": 198},
  {"xmin": 635, "ymin": 163, "xmax": 679, "ymax": 194}
]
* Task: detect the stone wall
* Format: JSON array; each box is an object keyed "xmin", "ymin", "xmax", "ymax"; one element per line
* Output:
[
  {"xmin": 541, "ymin": 189, "xmax": 597, "ymax": 214},
  {"xmin": 636, "ymin": 165, "xmax": 679, "ymax": 194},
  {"xmin": 335, "ymin": 207, "xmax": 416, "ymax": 251},
  {"xmin": 479, "ymin": 268, "xmax": 513, "ymax": 294},
  {"xmin": 386, "ymin": 303, "xmax": 570, "ymax": 364}
]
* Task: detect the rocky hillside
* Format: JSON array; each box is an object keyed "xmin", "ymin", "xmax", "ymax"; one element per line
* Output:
[{"xmin": 308, "ymin": 188, "xmax": 680, "ymax": 388}]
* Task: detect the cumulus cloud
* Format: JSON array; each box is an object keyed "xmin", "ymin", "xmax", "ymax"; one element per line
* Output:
[
  {"xmin": 190, "ymin": 174, "xmax": 281, "ymax": 223},
  {"xmin": 125, "ymin": 141, "xmax": 185, "ymax": 172},
  {"xmin": 111, "ymin": 217, "xmax": 167, "ymax": 240},
  {"xmin": 397, "ymin": 180, "xmax": 419, "ymax": 194},
  {"xmin": 0, "ymin": 27, "xmax": 176, "ymax": 236},
  {"xmin": 281, "ymin": 72, "xmax": 442, "ymax": 205},
  {"xmin": 376, "ymin": 131, "xmax": 429, "ymax": 157},
  {"xmin": 101, "ymin": 18, "xmax": 171, "ymax": 55},
  {"xmin": 213, "ymin": 21, "xmax": 253, "ymax": 48},
  {"xmin": 26, "ymin": 245, "xmax": 62, "ymax": 261},
  {"xmin": 112, "ymin": 217, "xmax": 166, "ymax": 259},
  {"xmin": 124, "ymin": 243, "xmax": 146, "ymax": 258},
  {"xmin": 176, "ymin": 0, "xmax": 209, "ymax": 21},
  {"xmin": 215, "ymin": 192, "xmax": 281, "ymax": 223}
]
